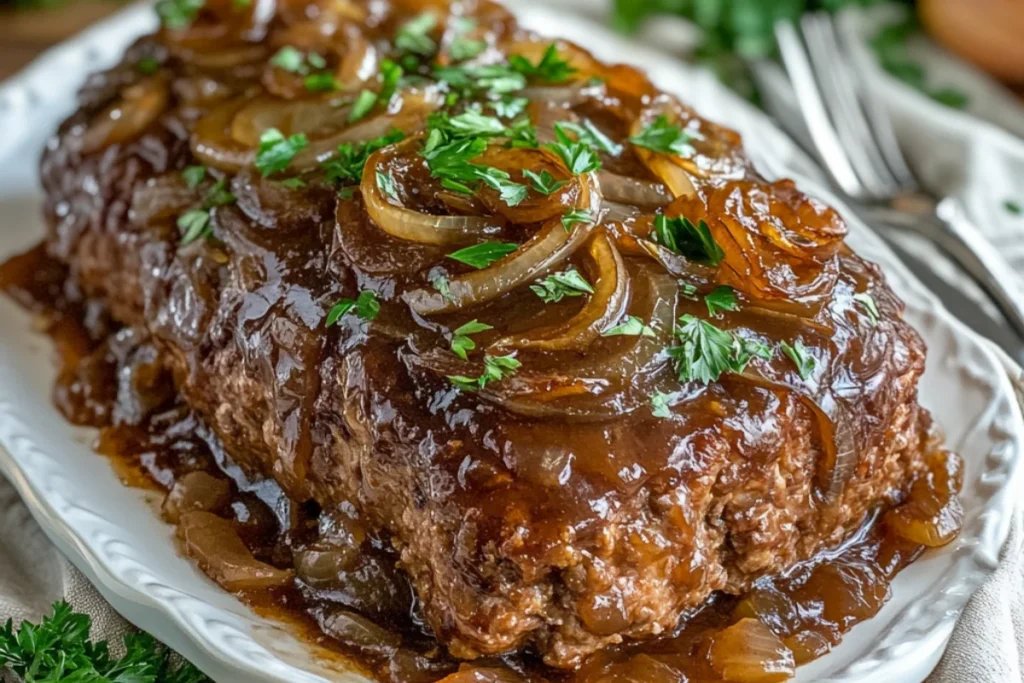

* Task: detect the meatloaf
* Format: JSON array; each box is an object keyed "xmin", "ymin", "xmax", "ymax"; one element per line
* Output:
[{"xmin": 33, "ymin": 0, "xmax": 935, "ymax": 669}]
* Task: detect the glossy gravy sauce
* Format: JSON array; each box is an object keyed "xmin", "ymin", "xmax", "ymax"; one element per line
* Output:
[{"xmin": 1, "ymin": 243, "xmax": 962, "ymax": 682}]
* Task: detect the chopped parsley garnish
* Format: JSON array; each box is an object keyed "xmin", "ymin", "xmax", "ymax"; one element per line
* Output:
[
  {"xmin": 378, "ymin": 59, "xmax": 404, "ymax": 102},
  {"xmin": 0, "ymin": 601, "xmax": 210, "ymax": 683},
  {"xmin": 182, "ymin": 165, "xmax": 206, "ymax": 189},
  {"xmin": 732, "ymin": 336, "xmax": 772, "ymax": 370},
  {"xmin": 476, "ymin": 167, "xmax": 528, "ymax": 205},
  {"xmin": 137, "ymin": 57, "xmax": 160, "ymax": 75},
  {"xmin": 203, "ymin": 179, "xmax": 235, "ymax": 208},
  {"xmin": 1004, "ymin": 200, "xmax": 1022, "ymax": 216},
  {"xmin": 156, "ymin": 0, "xmax": 204, "ymax": 30},
  {"xmin": 280, "ymin": 177, "xmax": 306, "ymax": 189},
  {"xmin": 853, "ymin": 292, "xmax": 880, "ymax": 326},
  {"xmin": 602, "ymin": 315, "xmax": 656, "ymax": 338},
  {"xmin": 650, "ymin": 391, "xmax": 672, "ymax": 418},
  {"xmin": 680, "ymin": 281, "xmax": 698, "ymax": 299},
  {"xmin": 255, "ymin": 128, "xmax": 308, "ymax": 177},
  {"xmin": 705, "ymin": 285, "xmax": 739, "ymax": 316},
  {"xmin": 561, "ymin": 209, "xmax": 594, "ymax": 232},
  {"xmin": 322, "ymin": 129, "xmax": 405, "ymax": 185},
  {"xmin": 505, "ymin": 117, "xmax": 539, "ymax": 148},
  {"xmin": 376, "ymin": 170, "xmax": 399, "ymax": 200},
  {"xmin": 509, "ymin": 44, "xmax": 576, "ymax": 83},
  {"xmin": 305, "ymin": 72, "xmax": 341, "ymax": 92},
  {"xmin": 432, "ymin": 276, "xmax": 456, "ymax": 303},
  {"xmin": 524, "ymin": 169, "xmax": 567, "ymax": 196},
  {"xmin": 530, "ymin": 268, "xmax": 594, "ymax": 303},
  {"xmin": 270, "ymin": 46, "xmax": 306, "ymax": 73},
  {"xmin": 326, "ymin": 290, "xmax": 380, "ymax": 326},
  {"xmin": 669, "ymin": 314, "xmax": 736, "ymax": 385},
  {"xmin": 447, "ymin": 241, "xmax": 519, "ymax": 269},
  {"xmin": 451, "ymin": 37, "xmax": 487, "ymax": 61},
  {"xmin": 494, "ymin": 96, "xmax": 529, "ymax": 119},
  {"xmin": 781, "ymin": 339, "xmax": 816, "ymax": 380},
  {"xmin": 652, "ymin": 215, "xmax": 724, "ymax": 266},
  {"xmin": 349, "ymin": 89, "xmax": 379, "ymax": 122},
  {"xmin": 419, "ymin": 113, "xmax": 528, "ymax": 205},
  {"xmin": 546, "ymin": 125, "xmax": 601, "ymax": 175},
  {"xmin": 449, "ymin": 354, "xmax": 521, "ymax": 391},
  {"xmin": 177, "ymin": 209, "xmax": 211, "ymax": 246},
  {"xmin": 629, "ymin": 115, "xmax": 701, "ymax": 157},
  {"xmin": 433, "ymin": 63, "xmax": 527, "ymax": 98},
  {"xmin": 395, "ymin": 12, "xmax": 438, "ymax": 56},
  {"xmin": 555, "ymin": 120, "xmax": 623, "ymax": 156},
  {"xmin": 450, "ymin": 319, "xmax": 493, "ymax": 359}
]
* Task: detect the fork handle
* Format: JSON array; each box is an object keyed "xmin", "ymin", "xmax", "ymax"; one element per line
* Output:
[{"xmin": 878, "ymin": 198, "xmax": 1024, "ymax": 341}]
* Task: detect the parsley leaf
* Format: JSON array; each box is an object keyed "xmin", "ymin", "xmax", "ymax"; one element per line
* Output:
[
  {"xmin": 555, "ymin": 120, "xmax": 623, "ymax": 156},
  {"xmin": 270, "ymin": 45, "xmax": 306, "ymax": 73},
  {"xmin": 305, "ymin": 72, "xmax": 341, "ymax": 92},
  {"xmin": 156, "ymin": 0, "xmax": 204, "ymax": 30},
  {"xmin": 781, "ymin": 339, "xmax": 816, "ymax": 380},
  {"xmin": 203, "ymin": 178, "xmax": 235, "ymax": 207},
  {"xmin": 475, "ymin": 167, "xmax": 527, "ymax": 206},
  {"xmin": 137, "ymin": 57, "xmax": 161, "ymax": 75},
  {"xmin": 255, "ymin": 128, "xmax": 308, "ymax": 177},
  {"xmin": 177, "ymin": 210, "xmax": 210, "ymax": 245},
  {"xmin": 509, "ymin": 43, "xmax": 576, "ymax": 83},
  {"xmin": 530, "ymin": 268, "xmax": 594, "ymax": 303},
  {"xmin": 433, "ymin": 63, "xmax": 526, "ymax": 99},
  {"xmin": 449, "ymin": 354, "xmax": 521, "ymax": 391},
  {"xmin": 524, "ymin": 169, "xmax": 567, "ymax": 196},
  {"xmin": 450, "ymin": 319, "xmax": 493, "ymax": 359},
  {"xmin": 0, "ymin": 601, "xmax": 210, "ymax": 683},
  {"xmin": 1004, "ymin": 200, "xmax": 1022, "ymax": 216},
  {"xmin": 396, "ymin": 12, "xmax": 438, "ymax": 56},
  {"xmin": 322, "ymin": 129, "xmax": 405, "ymax": 185},
  {"xmin": 451, "ymin": 37, "xmax": 487, "ymax": 61},
  {"xmin": 376, "ymin": 170, "xmax": 399, "ymax": 200},
  {"xmin": 652, "ymin": 215, "xmax": 724, "ymax": 266},
  {"xmin": 349, "ymin": 89, "xmax": 378, "ymax": 122},
  {"xmin": 650, "ymin": 391, "xmax": 672, "ymax": 418},
  {"xmin": 853, "ymin": 292, "xmax": 880, "ymax": 326},
  {"xmin": 561, "ymin": 209, "xmax": 594, "ymax": 232},
  {"xmin": 730, "ymin": 336, "xmax": 772, "ymax": 372},
  {"xmin": 629, "ymin": 115, "xmax": 701, "ymax": 156},
  {"xmin": 447, "ymin": 242, "xmax": 519, "ymax": 269},
  {"xmin": 280, "ymin": 177, "xmax": 306, "ymax": 189},
  {"xmin": 602, "ymin": 315, "xmax": 656, "ymax": 338},
  {"xmin": 182, "ymin": 165, "xmax": 206, "ymax": 189},
  {"xmin": 669, "ymin": 314, "xmax": 737, "ymax": 385},
  {"xmin": 493, "ymin": 96, "xmax": 529, "ymax": 119},
  {"xmin": 326, "ymin": 290, "xmax": 380, "ymax": 326},
  {"xmin": 432, "ymin": 276, "xmax": 456, "ymax": 303},
  {"xmin": 545, "ymin": 126, "xmax": 601, "ymax": 175},
  {"xmin": 705, "ymin": 285, "xmax": 739, "ymax": 316}
]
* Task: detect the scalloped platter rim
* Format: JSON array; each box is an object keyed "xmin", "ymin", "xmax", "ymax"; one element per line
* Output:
[{"xmin": 0, "ymin": 3, "xmax": 1022, "ymax": 682}]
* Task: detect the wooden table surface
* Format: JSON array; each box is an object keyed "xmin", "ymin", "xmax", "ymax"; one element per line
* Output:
[{"xmin": 0, "ymin": 1, "xmax": 121, "ymax": 80}]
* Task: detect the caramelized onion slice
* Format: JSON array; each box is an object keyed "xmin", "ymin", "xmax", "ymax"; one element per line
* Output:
[
  {"xmin": 162, "ymin": 471, "xmax": 231, "ymax": 523},
  {"xmin": 192, "ymin": 97, "xmax": 255, "ymax": 172},
  {"xmin": 598, "ymin": 172, "xmax": 671, "ymax": 209},
  {"xmin": 362, "ymin": 144, "xmax": 497, "ymax": 246},
  {"xmin": 406, "ymin": 216, "xmax": 595, "ymax": 316},
  {"xmin": 884, "ymin": 450, "xmax": 964, "ymax": 547},
  {"xmin": 176, "ymin": 511, "xmax": 294, "ymax": 591},
  {"xmin": 81, "ymin": 78, "xmax": 170, "ymax": 154},
  {"xmin": 493, "ymin": 231, "xmax": 628, "ymax": 352},
  {"xmin": 708, "ymin": 619, "xmax": 795, "ymax": 683}
]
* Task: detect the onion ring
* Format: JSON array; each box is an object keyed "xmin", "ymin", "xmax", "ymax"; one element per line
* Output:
[
  {"xmin": 81, "ymin": 77, "xmax": 170, "ymax": 154},
  {"xmin": 492, "ymin": 231, "xmax": 628, "ymax": 352}
]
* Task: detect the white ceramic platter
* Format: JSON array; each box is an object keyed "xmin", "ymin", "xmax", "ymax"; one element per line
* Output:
[{"xmin": 1, "ymin": 3, "xmax": 1022, "ymax": 682}]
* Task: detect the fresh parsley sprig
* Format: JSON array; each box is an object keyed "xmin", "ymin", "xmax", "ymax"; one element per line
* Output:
[
  {"xmin": 0, "ymin": 601, "xmax": 210, "ymax": 683},
  {"xmin": 652, "ymin": 215, "xmax": 724, "ymax": 266},
  {"xmin": 705, "ymin": 285, "xmax": 739, "ymax": 316},
  {"xmin": 449, "ymin": 354, "xmax": 521, "ymax": 391},
  {"xmin": 509, "ymin": 44, "xmax": 576, "ymax": 83},
  {"xmin": 781, "ymin": 339, "xmax": 816, "ymax": 380},
  {"xmin": 450, "ymin": 319, "xmax": 493, "ymax": 359},
  {"xmin": 530, "ymin": 268, "xmax": 594, "ymax": 303},
  {"xmin": 255, "ymin": 128, "xmax": 308, "ymax": 177},
  {"xmin": 629, "ymin": 115, "xmax": 702, "ymax": 157},
  {"xmin": 326, "ymin": 290, "xmax": 380, "ymax": 326},
  {"xmin": 447, "ymin": 242, "xmax": 519, "ymax": 269},
  {"xmin": 523, "ymin": 169, "xmax": 567, "ymax": 196},
  {"xmin": 602, "ymin": 315, "xmax": 656, "ymax": 338},
  {"xmin": 668, "ymin": 314, "xmax": 771, "ymax": 384},
  {"xmin": 321, "ymin": 129, "xmax": 405, "ymax": 186}
]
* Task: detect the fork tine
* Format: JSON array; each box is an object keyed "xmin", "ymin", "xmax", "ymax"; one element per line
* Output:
[
  {"xmin": 774, "ymin": 20, "xmax": 864, "ymax": 198},
  {"xmin": 833, "ymin": 15, "xmax": 919, "ymax": 191},
  {"xmin": 800, "ymin": 13, "xmax": 897, "ymax": 199}
]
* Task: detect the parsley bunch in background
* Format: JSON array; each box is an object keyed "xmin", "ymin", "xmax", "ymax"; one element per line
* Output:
[
  {"xmin": 610, "ymin": 0, "xmax": 964, "ymax": 108},
  {"xmin": 0, "ymin": 602, "xmax": 209, "ymax": 683}
]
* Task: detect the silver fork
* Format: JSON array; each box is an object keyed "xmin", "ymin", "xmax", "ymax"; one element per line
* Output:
[{"xmin": 769, "ymin": 12, "xmax": 1024, "ymax": 340}]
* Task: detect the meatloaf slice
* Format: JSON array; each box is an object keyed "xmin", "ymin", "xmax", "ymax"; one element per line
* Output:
[{"xmin": 36, "ymin": 1, "xmax": 932, "ymax": 668}]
